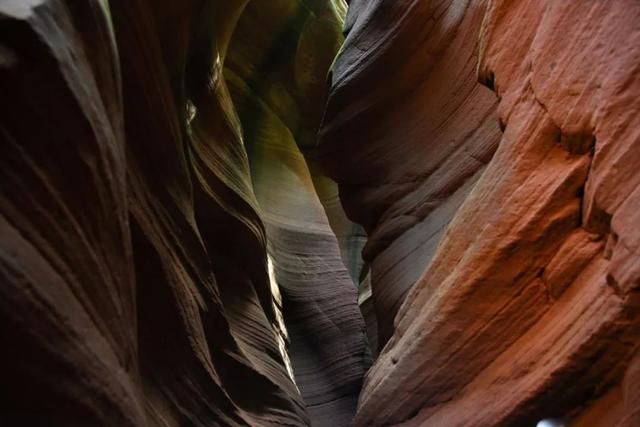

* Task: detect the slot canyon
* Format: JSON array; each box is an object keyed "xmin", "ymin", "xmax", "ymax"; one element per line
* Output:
[{"xmin": 1, "ymin": 0, "xmax": 639, "ymax": 426}]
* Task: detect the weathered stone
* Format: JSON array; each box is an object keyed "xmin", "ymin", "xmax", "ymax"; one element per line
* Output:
[
  {"xmin": 1, "ymin": 0, "xmax": 362, "ymax": 425},
  {"xmin": 2, "ymin": 0, "xmax": 639, "ymax": 426},
  {"xmin": 318, "ymin": 0, "xmax": 501, "ymax": 347},
  {"xmin": 318, "ymin": 1, "xmax": 640, "ymax": 425}
]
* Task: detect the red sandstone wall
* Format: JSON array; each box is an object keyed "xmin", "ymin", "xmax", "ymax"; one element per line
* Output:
[{"xmin": 319, "ymin": 0, "xmax": 640, "ymax": 425}]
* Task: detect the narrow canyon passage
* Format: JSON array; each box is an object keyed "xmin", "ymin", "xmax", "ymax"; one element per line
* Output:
[{"xmin": 1, "ymin": 1, "xmax": 639, "ymax": 427}]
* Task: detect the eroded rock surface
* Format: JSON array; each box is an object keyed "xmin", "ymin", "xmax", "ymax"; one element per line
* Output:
[
  {"xmin": 1, "ymin": 0, "xmax": 364, "ymax": 425},
  {"xmin": 2, "ymin": 0, "xmax": 639, "ymax": 426},
  {"xmin": 318, "ymin": 0, "xmax": 640, "ymax": 425},
  {"xmin": 318, "ymin": 0, "xmax": 501, "ymax": 348},
  {"xmin": 225, "ymin": 1, "xmax": 369, "ymax": 424}
]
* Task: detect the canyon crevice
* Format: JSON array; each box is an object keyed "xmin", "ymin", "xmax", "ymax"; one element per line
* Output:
[{"xmin": 1, "ymin": 0, "xmax": 639, "ymax": 426}]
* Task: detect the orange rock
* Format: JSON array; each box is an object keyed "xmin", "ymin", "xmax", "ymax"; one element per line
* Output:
[{"xmin": 320, "ymin": 0, "xmax": 640, "ymax": 425}]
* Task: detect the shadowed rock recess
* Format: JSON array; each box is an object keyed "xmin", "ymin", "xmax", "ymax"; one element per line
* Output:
[{"xmin": 0, "ymin": 0, "xmax": 638, "ymax": 426}]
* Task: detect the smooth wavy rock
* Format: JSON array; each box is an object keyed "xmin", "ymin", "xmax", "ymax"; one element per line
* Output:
[
  {"xmin": 1, "ymin": 0, "xmax": 364, "ymax": 425},
  {"xmin": 112, "ymin": 0, "xmax": 310, "ymax": 425},
  {"xmin": 3, "ymin": 0, "xmax": 640, "ymax": 426},
  {"xmin": 1, "ymin": 2, "xmax": 141, "ymax": 425},
  {"xmin": 318, "ymin": 0, "xmax": 501, "ymax": 347},
  {"xmin": 225, "ymin": 1, "xmax": 369, "ymax": 425},
  {"xmin": 317, "ymin": 0, "xmax": 640, "ymax": 425}
]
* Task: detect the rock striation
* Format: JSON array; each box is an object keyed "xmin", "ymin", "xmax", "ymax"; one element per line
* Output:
[
  {"xmin": 319, "ymin": 0, "xmax": 640, "ymax": 425},
  {"xmin": 1, "ymin": 0, "xmax": 366, "ymax": 426},
  {"xmin": 224, "ymin": 1, "xmax": 369, "ymax": 424},
  {"xmin": 318, "ymin": 0, "xmax": 502, "ymax": 348},
  {"xmin": 2, "ymin": 0, "xmax": 640, "ymax": 426}
]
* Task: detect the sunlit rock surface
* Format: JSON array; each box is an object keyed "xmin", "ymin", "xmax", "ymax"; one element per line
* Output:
[
  {"xmin": 225, "ymin": 1, "xmax": 369, "ymax": 424},
  {"xmin": 319, "ymin": 0, "xmax": 640, "ymax": 426}
]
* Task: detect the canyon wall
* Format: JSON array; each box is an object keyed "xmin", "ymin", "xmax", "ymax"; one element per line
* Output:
[
  {"xmin": 0, "ymin": 0, "xmax": 366, "ymax": 426},
  {"xmin": 318, "ymin": 0, "xmax": 502, "ymax": 350},
  {"xmin": 319, "ymin": 0, "xmax": 640, "ymax": 425},
  {"xmin": 224, "ymin": 2, "xmax": 370, "ymax": 424},
  {"xmin": 2, "ymin": 0, "xmax": 639, "ymax": 426}
]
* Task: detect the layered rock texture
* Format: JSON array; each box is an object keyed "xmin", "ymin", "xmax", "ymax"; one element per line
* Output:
[
  {"xmin": 318, "ymin": 0, "xmax": 502, "ymax": 350},
  {"xmin": 319, "ymin": 0, "xmax": 640, "ymax": 425},
  {"xmin": 1, "ymin": 0, "xmax": 366, "ymax": 426},
  {"xmin": 2, "ymin": 0, "xmax": 639, "ymax": 426},
  {"xmin": 224, "ymin": 2, "xmax": 369, "ymax": 423}
]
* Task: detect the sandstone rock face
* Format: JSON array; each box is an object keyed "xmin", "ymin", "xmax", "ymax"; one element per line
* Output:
[
  {"xmin": 1, "ymin": 0, "xmax": 365, "ymax": 425},
  {"xmin": 319, "ymin": 0, "xmax": 640, "ymax": 425},
  {"xmin": 318, "ymin": 0, "xmax": 502, "ymax": 348},
  {"xmin": 2, "ymin": 0, "xmax": 640, "ymax": 426},
  {"xmin": 1, "ymin": 2, "xmax": 141, "ymax": 425},
  {"xmin": 225, "ymin": 2, "xmax": 369, "ymax": 424},
  {"xmin": 113, "ymin": 0, "xmax": 308, "ymax": 424}
]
